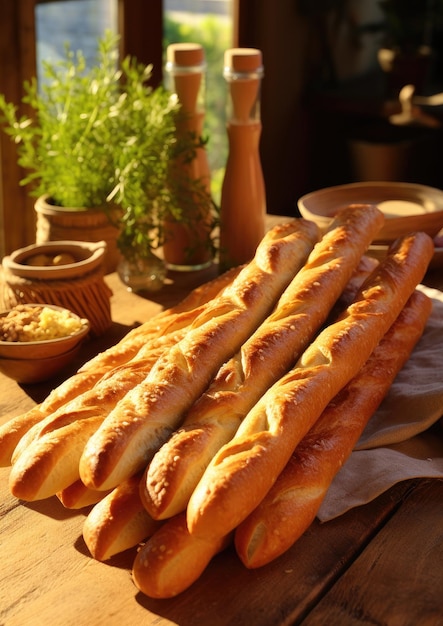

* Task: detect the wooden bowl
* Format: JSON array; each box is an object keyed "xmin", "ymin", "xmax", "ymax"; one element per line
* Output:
[
  {"xmin": 0, "ymin": 345, "xmax": 83, "ymax": 384},
  {"xmin": 367, "ymin": 242, "xmax": 443, "ymax": 271},
  {"xmin": 2, "ymin": 240, "xmax": 106, "ymax": 280},
  {"xmin": 298, "ymin": 182, "xmax": 443, "ymax": 243},
  {"xmin": 0, "ymin": 304, "xmax": 90, "ymax": 382}
]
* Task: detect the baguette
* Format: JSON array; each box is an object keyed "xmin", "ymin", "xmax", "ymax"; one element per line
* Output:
[
  {"xmin": 142, "ymin": 206, "xmax": 384, "ymax": 520},
  {"xmin": 9, "ymin": 414, "xmax": 106, "ymax": 500},
  {"xmin": 60, "ymin": 258, "xmax": 376, "ymax": 512},
  {"xmin": 186, "ymin": 231, "xmax": 434, "ymax": 541},
  {"xmin": 235, "ymin": 288, "xmax": 432, "ymax": 568},
  {"xmin": 132, "ymin": 512, "xmax": 230, "ymax": 599},
  {"xmin": 79, "ymin": 220, "xmax": 320, "ymax": 492},
  {"xmin": 8, "ymin": 329, "xmax": 187, "ymax": 500},
  {"xmin": 77, "ymin": 264, "xmax": 243, "ymax": 373},
  {"xmin": 0, "ymin": 266, "xmax": 240, "ymax": 467},
  {"xmin": 83, "ymin": 473, "xmax": 161, "ymax": 561}
]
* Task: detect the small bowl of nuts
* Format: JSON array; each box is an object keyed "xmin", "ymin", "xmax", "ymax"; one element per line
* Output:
[{"xmin": 0, "ymin": 304, "xmax": 90, "ymax": 383}]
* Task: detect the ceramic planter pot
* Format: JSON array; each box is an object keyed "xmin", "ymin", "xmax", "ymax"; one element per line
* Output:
[{"xmin": 34, "ymin": 195, "xmax": 121, "ymax": 273}]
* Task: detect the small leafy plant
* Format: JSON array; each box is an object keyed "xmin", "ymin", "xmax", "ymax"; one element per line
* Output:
[
  {"xmin": 0, "ymin": 31, "xmax": 134, "ymax": 208},
  {"xmin": 0, "ymin": 31, "xmax": 217, "ymax": 261}
]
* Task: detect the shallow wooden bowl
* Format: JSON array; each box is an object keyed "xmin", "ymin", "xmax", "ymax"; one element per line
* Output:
[
  {"xmin": 367, "ymin": 241, "xmax": 443, "ymax": 271},
  {"xmin": 298, "ymin": 182, "xmax": 443, "ymax": 243},
  {"xmin": 0, "ymin": 304, "xmax": 90, "ymax": 362},
  {"xmin": 0, "ymin": 345, "xmax": 83, "ymax": 384},
  {"xmin": 2, "ymin": 240, "xmax": 106, "ymax": 280}
]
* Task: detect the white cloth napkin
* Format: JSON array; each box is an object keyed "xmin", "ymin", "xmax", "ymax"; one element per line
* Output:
[{"xmin": 317, "ymin": 285, "xmax": 443, "ymax": 522}]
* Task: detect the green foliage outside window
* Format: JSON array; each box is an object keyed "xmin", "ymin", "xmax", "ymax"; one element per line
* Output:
[{"xmin": 164, "ymin": 13, "xmax": 232, "ymax": 204}]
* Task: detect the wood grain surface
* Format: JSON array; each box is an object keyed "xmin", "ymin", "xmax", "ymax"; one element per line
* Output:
[{"xmin": 1, "ymin": 222, "xmax": 443, "ymax": 625}]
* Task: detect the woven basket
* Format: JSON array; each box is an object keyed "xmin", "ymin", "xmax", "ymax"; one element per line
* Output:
[{"xmin": 1, "ymin": 241, "xmax": 113, "ymax": 337}]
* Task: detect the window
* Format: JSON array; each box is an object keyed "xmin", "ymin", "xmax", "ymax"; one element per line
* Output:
[
  {"xmin": 35, "ymin": 0, "xmax": 118, "ymax": 83},
  {"xmin": 164, "ymin": 1, "xmax": 233, "ymax": 201},
  {"xmin": 0, "ymin": 0, "xmax": 234, "ymax": 258}
]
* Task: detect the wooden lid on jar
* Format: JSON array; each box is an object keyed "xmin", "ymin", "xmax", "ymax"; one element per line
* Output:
[
  {"xmin": 166, "ymin": 43, "xmax": 205, "ymax": 68},
  {"xmin": 224, "ymin": 48, "xmax": 263, "ymax": 75}
]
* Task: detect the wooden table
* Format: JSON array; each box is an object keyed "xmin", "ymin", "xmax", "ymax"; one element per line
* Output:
[{"xmin": 1, "ymin": 230, "xmax": 443, "ymax": 625}]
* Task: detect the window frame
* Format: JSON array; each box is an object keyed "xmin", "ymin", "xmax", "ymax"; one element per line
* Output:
[{"xmin": 0, "ymin": 0, "xmax": 164, "ymax": 257}]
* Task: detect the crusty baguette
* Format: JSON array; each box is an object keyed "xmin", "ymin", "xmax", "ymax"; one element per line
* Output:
[
  {"xmin": 324, "ymin": 254, "xmax": 378, "ymax": 322},
  {"xmin": 77, "ymin": 264, "xmax": 243, "ymax": 374},
  {"xmin": 132, "ymin": 512, "xmax": 230, "ymax": 599},
  {"xmin": 83, "ymin": 473, "xmax": 161, "ymax": 561},
  {"xmin": 142, "ymin": 206, "xmax": 384, "ymax": 520},
  {"xmin": 79, "ymin": 220, "xmax": 320, "ymax": 492},
  {"xmin": 56, "ymin": 479, "xmax": 110, "ymax": 509},
  {"xmin": 0, "ymin": 266, "xmax": 241, "ymax": 467},
  {"xmin": 235, "ymin": 288, "xmax": 432, "ymax": 568},
  {"xmin": 9, "ymin": 414, "xmax": 105, "ymax": 500},
  {"xmin": 186, "ymin": 231, "xmax": 434, "ymax": 541},
  {"xmin": 8, "ymin": 329, "xmax": 188, "ymax": 500},
  {"xmin": 61, "ymin": 258, "xmax": 376, "ymax": 512},
  {"xmin": 11, "ymin": 327, "xmax": 185, "ymax": 456}
]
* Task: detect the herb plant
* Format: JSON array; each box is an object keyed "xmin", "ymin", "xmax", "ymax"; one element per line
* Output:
[
  {"xmin": 0, "ymin": 31, "xmax": 217, "ymax": 261},
  {"xmin": 0, "ymin": 32, "xmax": 131, "ymax": 208}
]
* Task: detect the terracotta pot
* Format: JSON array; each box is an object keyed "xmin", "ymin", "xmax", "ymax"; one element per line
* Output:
[{"xmin": 34, "ymin": 195, "xmax": 121, "ymax": 273}]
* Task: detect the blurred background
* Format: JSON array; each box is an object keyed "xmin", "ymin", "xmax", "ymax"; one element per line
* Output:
[{"xmin": 1, "ymin": 0, "xmax": 443, "ymax": 257}]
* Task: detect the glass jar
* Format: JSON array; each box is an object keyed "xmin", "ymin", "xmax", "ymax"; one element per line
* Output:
[
  {"xmin": 219, "ymin": 48, "xmax": 266, "ymax": 271},
  {"xmin": 117, "ymin": 251, "xmax": 166, "ymax": 293},
  {"xmin": 163, "ymin": 43, "xmax": 214, "ymax": 271}
]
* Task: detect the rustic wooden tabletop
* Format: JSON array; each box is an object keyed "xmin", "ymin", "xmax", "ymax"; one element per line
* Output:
[{"xmin": 1, "ymin": 216, "xmax": 442, "ymax": 626}]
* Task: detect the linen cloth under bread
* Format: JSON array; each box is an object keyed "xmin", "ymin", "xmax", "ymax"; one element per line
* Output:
[{"xmin": 318, "ymin": 285, "xmax": 443, "ymax": 521}]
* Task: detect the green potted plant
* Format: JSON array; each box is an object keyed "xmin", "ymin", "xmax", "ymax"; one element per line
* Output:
[
  {"xmin": 110, "ymin": 121, "xmax": 217, "ymax": 291},
  {"xmin": 0, "ymin": 31, "xmax": 216, "ymax": 281}
]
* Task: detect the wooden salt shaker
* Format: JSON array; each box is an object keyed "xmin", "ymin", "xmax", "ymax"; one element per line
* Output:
[
  {"xmin": 219, "ymin": 48, "xmax": 266, "ymax": 270},
  {"xmin": 163, "ymin": 43, "xmax": 214, "ymax": 271}
]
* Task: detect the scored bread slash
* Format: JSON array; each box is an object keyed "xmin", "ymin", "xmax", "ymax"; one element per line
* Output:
[
  {"xmin": 78, "ymin": 220, "xmax": 320, "ymax": 493},
  {"xmin": 186, "ymin": 231, "xmax": 434, "ymax": 542},
  {"xmin": 141, "ymin": 204, "xmax": 384, "ymax": 521},
  {"xmin": 234, "ymin": 288, "xmax": 432, "ymax": 568}
]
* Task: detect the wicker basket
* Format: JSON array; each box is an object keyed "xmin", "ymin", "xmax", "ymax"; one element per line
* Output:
[{"xmin": 1, "ymin": 241, "xmax": 113, "ymax": 337}]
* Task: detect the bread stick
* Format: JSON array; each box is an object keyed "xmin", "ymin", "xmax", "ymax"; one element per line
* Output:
[
  {"xmin": 235, "ymin": 289, "xmax": 432, "ymax": 568},
  {"xmin": 132, "ymin": 512, "xmax": 230, "ymax": 599},
  {"xmin": 9, "ymin": 414, "xmax": 105, "ymax": 500},
  {"xmin": 186, "ymin": 231, "xmax": 434, "ymax": 540},
  {"xmin": 142, "ymin": 206, "xmax": 384, "ymax": 520},
  {"xmin": 8, "ymin": 330, "xmax": 187, "ymax": 500},
  {"xmin": 79, "ymin": 221, "xmax": 320, "ymax": 492},
  {"xmin": 11, "ymin": 328, "xmax": 185, "ymax": 458},
  {"xmin": 83, "ymin": 473, "xmax": 161, "ymax": 561},
  {"xmin": 0, "ymin": 266, "xmax": 240, "ymax": 467}
]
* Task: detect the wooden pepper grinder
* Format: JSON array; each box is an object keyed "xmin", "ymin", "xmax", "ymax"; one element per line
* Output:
[
  {"xmin": 163, "ymin": 43, "xmax": 214, "ymax": 271},
  {"xmin": 219, "ymin": 48, "xmax": 266, "ymax": 271}
]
